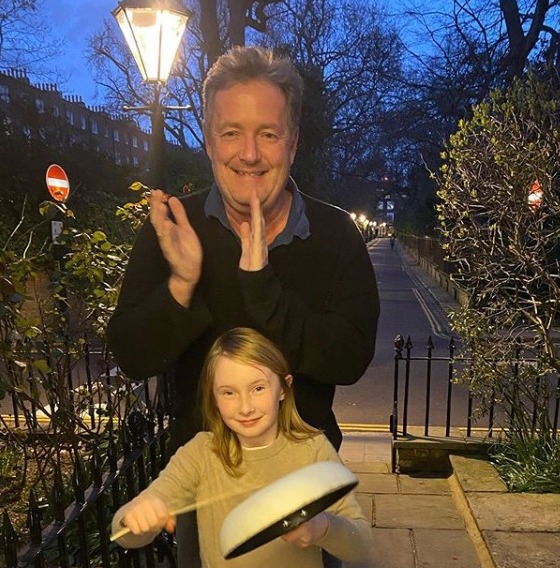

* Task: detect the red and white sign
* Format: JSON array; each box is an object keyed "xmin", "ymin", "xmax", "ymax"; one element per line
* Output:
[
  {"xmin": 45, "ymin": 164, "xmax": 70, "ymax": 202},
  {"xmin": 528, "ymin": 179, "xmax": 543, "ymax": 212}
]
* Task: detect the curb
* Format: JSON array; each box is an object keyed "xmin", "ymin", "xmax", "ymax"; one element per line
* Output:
[{"xmin": 448, "ymin": 471, "xmax": 496, "ymax": 568}]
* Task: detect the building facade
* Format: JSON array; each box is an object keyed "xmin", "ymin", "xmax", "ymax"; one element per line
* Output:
[{"xmin": 0, "ymin": 68, "xmax": 151, "ymax": 169}]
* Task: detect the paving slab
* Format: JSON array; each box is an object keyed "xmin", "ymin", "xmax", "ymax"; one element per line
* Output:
[
  {"xmin": 347, "ymin": 461, "xmax": 392, "ymax": 474},
  {"xmin": 468, "ymin": 492, "xmax": 560, "ymax": 532},
  {"xmin": 413, "ymin": 528, "xmax": 482, "ymax": 568},
  {"xmin": 374, "ymin": 494, "xmax": 466, "ymax": 529},
  {"xmin": 356, "ymin": 492, "xmax": 374, "ymax": 524},
  {"xmin": 398, "ymin": 473, "xmax": 451, "ymax": 495},
  {"xmin": 367, "ymin": 528, "xmax": 415, "ymax": 568},
  {"xmin": 340, "ymin": 432, "xmax": 393, "ymax": 464},
  {"xmin": 483, "ymin": 531, "xmax": 560, "ymax": 568},
  {"xmin": 355, "ymin": 472, "xmax": 399, "ymax": 494},
  {"xmin": 450, "ymin": 454, "xmax": 508, "ymax": 493},
  {"xmin": 345, "ymin": 436, "xmax": 560, "ymax": 568}
]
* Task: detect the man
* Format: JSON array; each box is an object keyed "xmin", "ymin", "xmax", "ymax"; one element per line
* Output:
[{"xmin": 108, "ymin": 45, "xmax": 379, "ymax": 567}]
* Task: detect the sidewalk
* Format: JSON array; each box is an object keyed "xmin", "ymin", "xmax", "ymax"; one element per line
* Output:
[
  {"xmin": 340, "ymin": 431, "xmax": 560, "ymax": 568},
  {"xmin": 343, "ymin": 243, "xmax": 560, "ymax": 567}
]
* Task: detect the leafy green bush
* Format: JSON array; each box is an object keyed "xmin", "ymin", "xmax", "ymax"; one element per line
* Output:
[
  {"xmin": 0, "ymin": 185, "xmax": 150, "ymax": 529},
  {"xmin": 438, "ymin": 73, "xmax": 560, "ymax": 492}
]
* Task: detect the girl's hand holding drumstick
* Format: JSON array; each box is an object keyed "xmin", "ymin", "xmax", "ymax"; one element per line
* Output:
[{"xmin": 112, "ymin": 496, "xmax": 176, "ymax": 542}]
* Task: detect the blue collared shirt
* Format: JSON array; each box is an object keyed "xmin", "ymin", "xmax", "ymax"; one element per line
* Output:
[{"xmin": 203, "ymin": 177, "xmax": 311, "ymax": 249}]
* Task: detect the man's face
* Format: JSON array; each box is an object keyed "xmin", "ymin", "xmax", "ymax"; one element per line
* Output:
[
  {"xmin": 213, "ymin": 355, "xmax": 285, "ymax": 448},
  {"xmin": 204, "ymin": 79, "xmax": 299, "ymax": 217}
]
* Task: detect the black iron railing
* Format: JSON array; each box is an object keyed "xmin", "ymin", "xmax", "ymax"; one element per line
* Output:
[
  {"xmin": 0, "ymin": 341, "xmax": 176, "ymax": 568},
  {"xmin": 390, "ymin": 334, "xmax": 560, "ymax": 440}
]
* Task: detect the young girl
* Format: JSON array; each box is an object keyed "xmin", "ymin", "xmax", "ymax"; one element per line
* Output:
[{"xmin": 112, "ymin": 327, "xmax": 373, "ymax": 567}]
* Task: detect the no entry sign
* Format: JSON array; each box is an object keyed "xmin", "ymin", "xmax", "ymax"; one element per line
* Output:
[{"xmin": 45, "ymin": 164, "xmax": 70, "ymax": 202}]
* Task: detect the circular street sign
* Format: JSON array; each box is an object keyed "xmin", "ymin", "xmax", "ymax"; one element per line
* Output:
[{"xmin": 45, "ymin": 164, "xmax": 70, "ymax": 202}]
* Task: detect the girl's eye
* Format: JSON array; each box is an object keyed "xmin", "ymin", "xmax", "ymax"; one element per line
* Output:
[{"xmin": 253, "ymin": 385, "xmax": 266, "ymax": 392}]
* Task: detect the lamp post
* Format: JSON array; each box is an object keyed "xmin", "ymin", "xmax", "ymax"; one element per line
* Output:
[{"xmin": 113, "ymin": 0, "xmax": 191, "ymax": 189}]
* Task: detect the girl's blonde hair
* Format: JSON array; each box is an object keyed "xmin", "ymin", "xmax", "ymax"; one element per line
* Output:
[{"xmin": 200, "ymin": 327, "xmax": 319, "ymax": 477}]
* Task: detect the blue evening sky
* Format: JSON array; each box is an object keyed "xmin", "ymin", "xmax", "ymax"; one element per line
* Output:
[
  {"xmin": 38, "ymin": 0, "xmax": 431, "ymax": 107},
  {"xmin": 39, "ymin": 0, "xmax": 116, "ymax": 105}
]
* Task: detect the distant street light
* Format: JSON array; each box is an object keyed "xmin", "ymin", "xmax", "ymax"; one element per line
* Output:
[{"xmin": 113, "ymin": 0, "xmax": 192, "ymax": 189}]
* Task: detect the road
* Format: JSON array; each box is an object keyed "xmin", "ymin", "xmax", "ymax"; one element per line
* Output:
[{"xmin": 333, "ymin": 238, "xmax": 471, "ymax": 431}]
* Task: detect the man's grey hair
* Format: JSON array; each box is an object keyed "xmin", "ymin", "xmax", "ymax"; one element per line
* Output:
[{"xmin": 202, "ymin": 46, "xmax": 304, "ymax": 134}]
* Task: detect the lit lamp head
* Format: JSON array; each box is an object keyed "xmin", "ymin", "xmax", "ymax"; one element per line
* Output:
[{"xmin": 112, "ymin": 0, "xmax": 191, "ymax": 84}]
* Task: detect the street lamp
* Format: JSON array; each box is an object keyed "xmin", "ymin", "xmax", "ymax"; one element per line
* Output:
[{"xmin": 113, "ymin": 0, "xmax": 191, "ymax": 189}]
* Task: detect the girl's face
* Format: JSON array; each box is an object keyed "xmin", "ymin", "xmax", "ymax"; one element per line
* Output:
[{"xmin": 213, "ymin": 355, "xmax": 286, "ymax": 448}]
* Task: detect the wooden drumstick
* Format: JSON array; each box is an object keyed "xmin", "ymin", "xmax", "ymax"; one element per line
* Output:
[{"xmin": 110, "ymin": 488, "xmax": 253, "ymax": 542}]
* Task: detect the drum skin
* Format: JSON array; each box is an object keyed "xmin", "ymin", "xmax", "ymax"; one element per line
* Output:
[{"xmin": 219, "ymin": 461, "xmax": 358, "ymax": 559}]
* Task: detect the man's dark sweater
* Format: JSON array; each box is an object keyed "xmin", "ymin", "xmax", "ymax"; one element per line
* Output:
[{"xmin": 107, "ymin": 188, "xmax": 379, "ymax": 452}]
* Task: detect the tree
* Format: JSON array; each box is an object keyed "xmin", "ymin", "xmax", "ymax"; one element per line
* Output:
[
  {"xmin": 265, "ymin": 0, "xmax": 406, "ymax": 203},
  {"xmin": 88, "ymin": 1, "xmax": 282, "ymax": 149},
  {"xmin": 392, "ymin": 0, "xmax": 560, "ymax": 235},
  {"xmin": 89, "ymin": 0, "xmax": 406, "ymax": 206},
  {"xmin": 0, "ymin": 0, "xmax": 62, "ymax": 74},
  {"xmin": 437, "ymin": 73, "xmax": 560, "ymax": 490}
]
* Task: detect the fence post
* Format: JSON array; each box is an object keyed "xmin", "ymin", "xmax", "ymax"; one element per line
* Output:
[
  {"xmin": 52, "ymin": 468, "xmax": 69, "ymax": 568},
  {"xmin": 2, "ymin": 510, "xmax": 18, "ymax": 568},
  {"xmin": 402, "ymin": 337, "xmax": 413, "ymax": 435},
  {"xmin": 26, "ymin": 490, "xmax": 45, "ymax": 568},
  {"xmin": 391, "ymin": 334, "xmax": 404, "ymax": 439},
  {"xmin": 424, "ymin": 337, "xmax": 434, "ymax": 436},
  {"xmin": 445, "ymin": 337, "xmax": 455, "ymax": 437}
]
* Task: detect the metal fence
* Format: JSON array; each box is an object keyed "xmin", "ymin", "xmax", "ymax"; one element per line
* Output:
[
  {"xmin": 390, "ymin": 334, "xmax": 560, "ymax": 441},
  {"xmin": 2, "ymin": 334, "xmax": 559, "ymax": 566},
  {"xmin": 0, "ymin": 343, "xmax": 176, "ymax": 568}
]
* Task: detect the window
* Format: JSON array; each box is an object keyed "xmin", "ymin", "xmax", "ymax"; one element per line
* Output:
[
  {"xmin": 142, "ymin": 139, "xmax": 149, "ymax": 151},
  {"xmin": 52, "ymin": 105, "xmax": 60, "ymax": 117},
  {"xmin": 66, "ymin": 110, "xmax": 74, "ymax": 125},
  {"xmin": 80, "ymin": 115, "xmax": 87, "ymax": 130},
  {"xmin": 91, "ymin": 119, "xmax": 98, "ymax": 134},
  {"xmin": 132, "ymin": 135, "xmax": 138, "ymax": 148},
  {"xmin": 35, "ymin": 98, "xmax": 45, "ymax": 113},
  {"xmin": 132, "ymin": 155, "xmax": 139, "ymax": 166},
  {"xmin": 113, "ymin": 129, "xmax": 120, "ymax": 142},
  {"xmin": 0, "ymin": 84, "xmax": 10, "ymax": 103}
]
